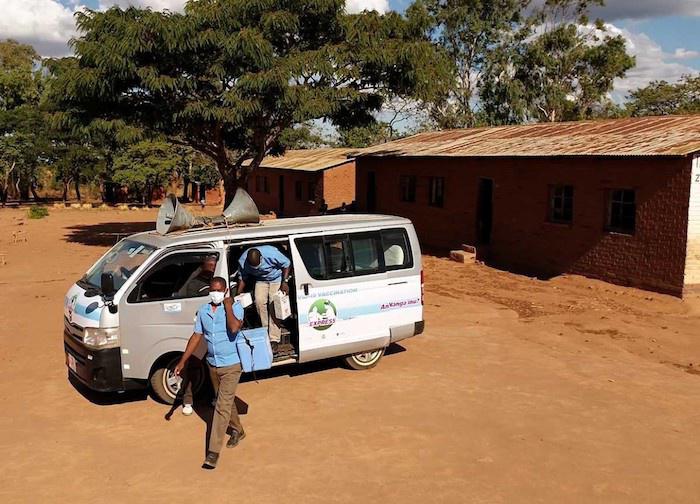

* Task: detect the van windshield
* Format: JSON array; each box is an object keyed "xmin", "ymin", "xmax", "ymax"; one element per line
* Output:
[{"xmin": 82, "ymin": 240, "xmax": 157, "ymax": 292}]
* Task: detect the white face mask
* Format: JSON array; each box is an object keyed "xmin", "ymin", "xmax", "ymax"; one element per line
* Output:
[{"xmin": 209, "ymin": 291, "xmax": 225, "ymax": 305}]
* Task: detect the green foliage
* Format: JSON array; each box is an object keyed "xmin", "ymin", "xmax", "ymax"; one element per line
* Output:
[
  {"xmin": 50, "ymin": 1, "xmax": 446, "ymax": 204},
  {"xmin": 0, "ymin": 39, "xmax": 42, "ymax": 110},
  {"xmin": 337, "ymin": 123, "xmax": 390, "ymax": 148},
  {"xmin": 419, "ymin": 0, "xmax": 528, "ymax": 128},
  {"xmin": 113, "ymin": 140, "xmax": 181, "ymax": 204},
  {"xmin": 28, "ymin": 206, "xmax": 49, "ymax": 219},
  {"xmin": 626, "ymin": 75, "xmax": 700, "ymax": 117},
  {"xmin": 421, "ymin": 0, "xmax": 635, "ymax": 126}
]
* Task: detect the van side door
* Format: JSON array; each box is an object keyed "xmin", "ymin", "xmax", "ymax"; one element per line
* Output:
[
  {"xmin": 290, "ymin": 228, "xmax": 418, "ymax": 363},
  {"xmin": 118, "ymin": 248, "xmax": 224, "ymax": 380}
]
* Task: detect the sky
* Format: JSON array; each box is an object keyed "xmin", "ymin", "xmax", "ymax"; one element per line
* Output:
[{"xmin": 1, "ymin": 0, "xmax": 698, "ymax": 100}]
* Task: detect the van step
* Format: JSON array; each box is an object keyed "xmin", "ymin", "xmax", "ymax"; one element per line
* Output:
[{"xmin": 273, "ymin": 343, "xmax": 296, "ymax": 361}]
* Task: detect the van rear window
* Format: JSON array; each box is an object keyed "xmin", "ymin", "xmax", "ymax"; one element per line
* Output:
[{"xmin": 296, "ymin": 228, "xmax": 412, "ymax": 280}]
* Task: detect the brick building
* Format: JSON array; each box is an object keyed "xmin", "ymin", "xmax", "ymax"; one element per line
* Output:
[
  {"xmin": 355, "ymin": 116, "xmax": 700, "ymax": 296},
  {"xmin": 242, "ymin": 148, "xmax": 356, "ymax": 216}
]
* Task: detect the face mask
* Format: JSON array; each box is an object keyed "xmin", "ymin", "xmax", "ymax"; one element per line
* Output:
[{"xmin": 210, "ymin": 291, "xmax": 225, "ymax": 305}]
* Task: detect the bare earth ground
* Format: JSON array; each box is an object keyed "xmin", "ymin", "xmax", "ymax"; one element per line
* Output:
[{"xmin": 1, "ymin": 207, "xmax": 700, "ymax": 503}]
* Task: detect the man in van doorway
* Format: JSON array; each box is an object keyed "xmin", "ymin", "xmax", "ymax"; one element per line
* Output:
[
  {"xmin": 236, "ymin": 246, "xmax": 291, "ymax": 353},
  {"xmin": 174, "ymin": 276, "xmax": 246, "ymax": 470}
]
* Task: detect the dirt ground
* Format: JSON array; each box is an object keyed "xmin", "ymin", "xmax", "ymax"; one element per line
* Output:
[{"xmin": 1, "ymin": 206, "xmax": 700, "ymax": 503}]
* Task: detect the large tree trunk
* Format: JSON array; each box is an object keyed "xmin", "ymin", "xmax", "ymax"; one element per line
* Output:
[
  {"xmin": 62, "ymin": 181, "xmax": 69, "ymax": 202},
  {"xmin": 182, "ymin": 175, "xmax": 190, "ymax": 201},
  {"xmin": 74, "ymin": 179, "xmax": 81, "ymax": 202},
  {"xmin": 221, "ymin": 167, "xmax": 239, "ymax": 209}
]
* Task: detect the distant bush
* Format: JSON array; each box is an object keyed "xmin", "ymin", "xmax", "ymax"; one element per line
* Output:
[{"xmin": 28, "ymin": 206, "xmax": 49, "ymax": 219}]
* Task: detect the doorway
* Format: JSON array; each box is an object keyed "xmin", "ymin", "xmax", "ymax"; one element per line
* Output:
[
  {"xmin": 278, "ymin": 175, "xmax": 285, "ymax": 216},
  {"xmin": 476, "ymin": 178, "xmax": 493, "ymax": 244},
  {"xmin": 367, "ymin": 171, "xmax": 377, "ymax": 212}
]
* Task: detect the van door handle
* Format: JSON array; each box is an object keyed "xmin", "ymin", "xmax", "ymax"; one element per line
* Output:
[
  {"xmin": 388, "ymin": 281, "xmax": 408, "ymax": 286},
  {"xmin": 301, "ymin": 283, "xmax": 310, "ymax": 296}
]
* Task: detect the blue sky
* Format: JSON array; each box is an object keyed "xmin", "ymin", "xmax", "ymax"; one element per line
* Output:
[{"xmin": 2, "ymin": 0, "xmax": 698, "ymax": 97}]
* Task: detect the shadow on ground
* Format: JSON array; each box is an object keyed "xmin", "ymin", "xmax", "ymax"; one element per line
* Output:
[
  {"xmin": 65, "ymin": 222, "xmax": 155, "ymax": 247},
  {"xmin": 68, "ymin": 343, "xmax": 407, "ymax": 407}
]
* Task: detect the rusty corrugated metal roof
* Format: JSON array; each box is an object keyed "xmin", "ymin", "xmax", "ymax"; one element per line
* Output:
[
  {"xmin": 356, "ymin": 115, "xmax": 700, "ymax": 158},
  {"xmin": 245, "ymin": 148, "xmax": 355, "ymax": 171}
]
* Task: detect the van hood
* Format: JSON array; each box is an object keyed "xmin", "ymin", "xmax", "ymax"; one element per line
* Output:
[{"xmin": 64, "ymin": 284, "xmax": 103, "ymax": 329}]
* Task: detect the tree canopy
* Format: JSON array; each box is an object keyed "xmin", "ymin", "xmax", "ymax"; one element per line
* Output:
[
  {"xmin": 50, "ymin": 0, "xmax": 447, "ymax": 204},
  {"xmin": 626, "ymin": 75, "xmax": 700, "ymax": 117}
]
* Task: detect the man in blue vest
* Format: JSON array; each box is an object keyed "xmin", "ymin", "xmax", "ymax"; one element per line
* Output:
[
  {"xmin": 237, "ymin": 246, "xmax": 291, "ymax": 353},
  {"xmin": 175, "ymin": 276, "xmax": 245, "ymax": 470}
]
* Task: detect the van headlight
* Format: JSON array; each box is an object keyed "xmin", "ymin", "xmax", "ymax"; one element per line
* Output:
[{"xmin": 83, "ymin": 327, "xmax": 120, "ymax": 349}]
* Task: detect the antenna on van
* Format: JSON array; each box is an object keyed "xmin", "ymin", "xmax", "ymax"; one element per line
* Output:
[{"xmin": 156, "ymin": 188, "xmax": 260, "ymax": 235}]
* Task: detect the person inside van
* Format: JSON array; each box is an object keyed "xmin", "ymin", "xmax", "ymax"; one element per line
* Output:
[
  {"xmin": 176, "ymin": 254, "xmax": 217, "ymax": 297},
  {"xmin": 174, "ymin": 276, "xmax": 245, "ymax": 470},
  {"xmin": 236, "ymin": 246, "xmax": 290, "ymax": 353},
  {"xmin": 175, "ymin": 254, "xmax": 218, "ymax": 415}
]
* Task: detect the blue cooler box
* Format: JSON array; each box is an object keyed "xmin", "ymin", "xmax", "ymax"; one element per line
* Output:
[{"xmin": 236, "ymin": 328, "xmax": 273, "ymax": 373}]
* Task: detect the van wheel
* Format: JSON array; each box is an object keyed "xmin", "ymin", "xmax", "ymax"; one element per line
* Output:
[
  {"xmin": 343, "ymin": 348, "xmax": 385, "ymax": 370},
  {"xmin": 149, "ymin": 355, "xmax": 206, "ymax": 405}
]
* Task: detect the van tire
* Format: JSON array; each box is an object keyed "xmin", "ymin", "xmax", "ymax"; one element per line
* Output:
[
  {"xmin": 149, "ymin": 355, "xmax": 206, "ymax": 405},
  {"xmin": 343, "ymin": 348, "xmax": 385, "ymax": 370}
]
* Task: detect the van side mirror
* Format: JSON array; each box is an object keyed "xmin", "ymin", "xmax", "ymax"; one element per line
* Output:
[{"xmin": 101, "ymin": 272, "xmax": 115, "ymax": 296}]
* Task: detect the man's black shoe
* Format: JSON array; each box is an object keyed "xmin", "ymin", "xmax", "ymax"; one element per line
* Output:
[
  {"xmin": 227, "ymin": 429, "xmax": 246, "ymax": 448},
  {"xmin": 202, "ymin": 451, "xmax": 219, "ymax": 469}
]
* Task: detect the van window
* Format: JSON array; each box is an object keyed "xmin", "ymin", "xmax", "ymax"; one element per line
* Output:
[
  {"xmin": 128, "ymin": 251, "xmax": 219, "ymax": 303},
  {"xmin": 350, "ymin": 233, "xmax": 380, "ymax": 273},
  {"xmin": 325, "ymin": 238, "xmax": 352, "ymax": 276},
  {"xmin": 381, "ymin": 228, "xmax": 413, "ymax": 270},
  {"xmin": 296, "ymin": 229, "xmax": 411, "ymax": 280},
  {"xmin": 296, "ymin": 238, "xmax": 326, "ymax": 278}
]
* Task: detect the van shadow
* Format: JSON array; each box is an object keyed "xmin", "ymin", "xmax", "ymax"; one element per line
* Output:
[
  {"xmin": 65, "ymin": 222, "xmax": 154, "ymax": 247},
  {"xmin": 240, "ymin": 342, "xmax": 406, "ymax": 383},
  {"xmin": 69, "ymin": 374, "xmax": 149, "ymax": 405}
]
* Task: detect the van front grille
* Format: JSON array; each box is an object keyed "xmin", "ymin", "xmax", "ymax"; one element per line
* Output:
[{"xmin": 64, "ymin": 317, "xmax": 84, "ymax": 341}]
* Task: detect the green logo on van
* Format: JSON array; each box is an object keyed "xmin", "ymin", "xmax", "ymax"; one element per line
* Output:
[{"xmin": 308, "ymin": 299, "xmax": 337, "ymax": 331}]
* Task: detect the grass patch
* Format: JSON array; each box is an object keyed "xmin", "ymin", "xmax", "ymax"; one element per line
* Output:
[{"xmin": 28, "ymin": 206, "xmax": 49, "ymax": 219}]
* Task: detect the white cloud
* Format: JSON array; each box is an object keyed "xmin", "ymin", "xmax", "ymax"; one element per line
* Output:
[
  {"xmin": 0, "ymin": 0, "xmax": 82, "ymax": 56},
  {"xmin": 603, "ymin": 23, "xmax": 699, "ymax": 97},
  {"xmin": 672, "ymin": 48, "xmax": 700, "ymax": 60},
  {"xmin": 346, "ymin": 0, "xmax": 389, "ymax": 14},
  {"xmin": 589, "ymin": 0, "xmax": 700, "ymax": 21}
]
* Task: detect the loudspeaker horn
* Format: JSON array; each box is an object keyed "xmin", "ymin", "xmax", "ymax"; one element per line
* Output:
[
  {"xmin": 156, "ymin": 193, "xmax": 196, "ymax": 235},
  {"xmin": 223, "ymin": 187, "xmax": 260, "ymax": 224},
  {"xmin": 156, "ymin": 188, "xmax": 260, "ymax": 234}
]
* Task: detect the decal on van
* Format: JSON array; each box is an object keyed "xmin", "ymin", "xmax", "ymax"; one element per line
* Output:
[
  {"xmin": 308, "ymin": 299, "xmax": 337, "ymax": 331},
  {"xmin": 68, "ymin": 294, "xmax": 78, "ymax": 323}
]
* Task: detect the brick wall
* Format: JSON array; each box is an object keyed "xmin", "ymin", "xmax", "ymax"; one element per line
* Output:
[
  {"xmin": 322, "ymin": 161, "xmax": 356, "ymax": 210},
  {"xmin": 247, "ymin": 162, "xmax": 356, "ymax": 216},
  {"xmin": 247, "ymin": 167, "xmax": 319, "ymax": 216},
  {"xmin": 684, "ymin": 155, "xmax": 700, "ymax": 292},
  {"xmin": 356, "ymin": 155, "xmax": 693, "ymax": 296}
]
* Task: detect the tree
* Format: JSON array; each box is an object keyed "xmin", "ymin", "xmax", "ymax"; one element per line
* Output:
[
  {"xmin": 54, "ymin": 143, "xmax": 102, "ymax": 202},
  {"xmin": 480, "ymin": 0, "xmax": 634, "ymax": 124},
  {"xmin": 626, "ymin": 75, "xmax": 700, "ymax": 117},
  {"xmin": 113, "ymin": 140, "xmax": 181, "ymax": 205},
  {"xmin": 0, "ymin": 40, "xmax": 48, "ymax": 201},
  {"xmin": 418, "ymin": 0, "xmax": 529, "ymax": 128},
  {"xmin": 50, "ymin": 1, "xmax": 445, "ymax": 206}
]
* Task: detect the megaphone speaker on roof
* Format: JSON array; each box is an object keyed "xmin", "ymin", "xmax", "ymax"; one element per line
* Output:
[{"xmin": 156, "ymin": 188, "xmax": 260, "ymax": 235}]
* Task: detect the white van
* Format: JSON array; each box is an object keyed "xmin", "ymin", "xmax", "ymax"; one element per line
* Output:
[{"xmin": 63, "ymin": 214, "xmax": 424, "ymax": 403}]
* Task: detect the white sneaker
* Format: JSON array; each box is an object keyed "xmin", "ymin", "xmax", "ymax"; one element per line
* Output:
[{"xmin": 182, "ymin": 404, "xmax": 193, "ymax": 416}]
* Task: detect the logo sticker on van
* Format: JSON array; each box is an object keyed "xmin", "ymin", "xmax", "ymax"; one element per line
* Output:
[{"xmin": 308, "ymin": 299, "xmax": 337, "ymax": 331}]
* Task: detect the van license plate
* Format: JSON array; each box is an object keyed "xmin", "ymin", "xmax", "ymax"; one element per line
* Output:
[{"xmin": 67, "ymin": 354, "xmax": 77, "ymax": 372}]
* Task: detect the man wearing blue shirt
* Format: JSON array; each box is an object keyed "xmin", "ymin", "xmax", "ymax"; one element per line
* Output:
[
  {"xmin": 237, "ymin": 245, "xmax": 291, "ymax": 352},
  {"xmin": 175, "ymin": 276, "xmax": 245, "ymax": 470}
]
